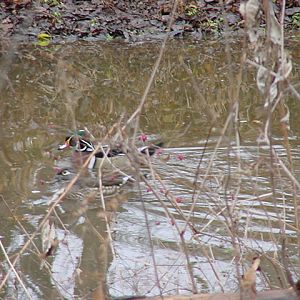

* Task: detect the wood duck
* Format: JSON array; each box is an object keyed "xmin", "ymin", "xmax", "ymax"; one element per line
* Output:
[
  {"xmin": 55, "ymin": 168, "xmax": 134, "ymax": 199},
  {"xmin": 58, "ymin": 133, "xmax": 162, "ymax": 170}
]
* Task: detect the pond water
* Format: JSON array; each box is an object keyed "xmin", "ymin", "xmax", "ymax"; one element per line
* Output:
[{"xmin": 0, "ymin": 35, "xmax": 300, "ymax": 299}]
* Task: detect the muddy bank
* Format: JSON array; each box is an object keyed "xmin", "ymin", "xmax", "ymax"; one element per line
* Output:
[{"xmin": 1, "ymin": 0, "xmax": 300, "ymax": 43}]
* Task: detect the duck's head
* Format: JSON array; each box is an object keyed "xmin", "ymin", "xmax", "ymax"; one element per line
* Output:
[{"xmin": 58, "ymin": 134, "xmax": 95, "ymax": 152}]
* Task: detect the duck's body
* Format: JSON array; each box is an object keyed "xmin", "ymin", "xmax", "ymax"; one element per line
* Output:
[
  {"xmin": 58, "ymin": 133, "xmax": 162, "ymax": 170},
  {"xmin": 56, "ymin": 168, "xmax": 134, "ymax": 200}
]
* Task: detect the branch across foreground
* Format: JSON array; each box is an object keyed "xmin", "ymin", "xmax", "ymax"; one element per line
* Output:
[{"xmin": 123, "ymin": 289, "xmax": 297, "ymax": 300}]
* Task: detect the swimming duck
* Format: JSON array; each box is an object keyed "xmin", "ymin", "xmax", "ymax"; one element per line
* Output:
[
  {"xmin": 58, "ymin": 132, "xmax": 162, "ymax": 170},
  {"xmin": 55, "ymin": 168, "xmax": 134, "ymax": 199}
]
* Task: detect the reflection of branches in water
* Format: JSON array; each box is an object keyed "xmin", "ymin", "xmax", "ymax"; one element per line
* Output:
[
  {"xmin": 0, "ymin": 40, "xmax": 16, "ymax": 98},
  {"xmin": 108, "ymin": 2, "xmax": 300, "ymax": 298},
  {"xmin": 0, "ymin": 41, "xmax": 237, "ymax": 134}
]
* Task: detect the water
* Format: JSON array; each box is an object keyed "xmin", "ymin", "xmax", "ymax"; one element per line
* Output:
[{"xmin": 0, "ymin": 37, "xmax": 300, "ymax": 299}]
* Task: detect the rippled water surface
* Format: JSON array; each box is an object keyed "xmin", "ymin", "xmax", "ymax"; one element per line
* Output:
[{"xmin": 1, "ymin": 36, "xmax": 300, "ymax": 299}]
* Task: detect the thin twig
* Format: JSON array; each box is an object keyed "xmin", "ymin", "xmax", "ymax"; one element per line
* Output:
[{"xmin": 0, "ymin": 240, "xmax": 32, "ymax": 299}]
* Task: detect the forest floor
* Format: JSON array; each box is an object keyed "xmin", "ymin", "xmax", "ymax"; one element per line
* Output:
[{"xmin": 1, "ymin": 0, "xmax": 300, "ymax": 43}]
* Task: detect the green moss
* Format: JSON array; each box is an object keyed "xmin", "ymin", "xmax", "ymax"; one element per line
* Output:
[
  {"xmin": 185, "ymin": 5, "xmax": 198, "ymax": 17},
  {"xmin": 292, "ymin": 12, "xmax": 300, "ymax": 28},
  {"xmin": 43, "ymin": 0, "xmax": 61, "ymax": 6}
]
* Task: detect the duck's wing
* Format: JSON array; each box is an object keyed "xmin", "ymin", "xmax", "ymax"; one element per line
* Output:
[
  {"xmin": 101, "ymin": 175, "xmax": 134, "ymax": 186},
  {"xmin": 95, "ymin": 147, "xmax": 126, "ymax": 158}
]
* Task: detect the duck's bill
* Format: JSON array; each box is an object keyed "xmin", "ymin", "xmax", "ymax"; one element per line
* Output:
[{"xmin": 58, "ymin": 142, "xmax": 69, "ymax": 150}]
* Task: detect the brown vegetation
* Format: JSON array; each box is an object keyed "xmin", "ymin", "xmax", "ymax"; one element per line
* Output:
[{"xmin": 1, "ymin": 0, "xmax": 300, "ymax": 42}]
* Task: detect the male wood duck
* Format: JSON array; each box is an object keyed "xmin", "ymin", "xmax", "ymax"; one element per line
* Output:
[
  {"xmin": 55, "ymin": 168, "xmax": 134, "ymax": 199},
  {"xmin": 58, "ymin": 132, "xmax": 162, "ymax": 170}
]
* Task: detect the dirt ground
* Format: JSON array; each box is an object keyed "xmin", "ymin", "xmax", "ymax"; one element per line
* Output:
[{"xmin": 1, "ymin": 0, "xmax": 300, "ymax": 43}]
